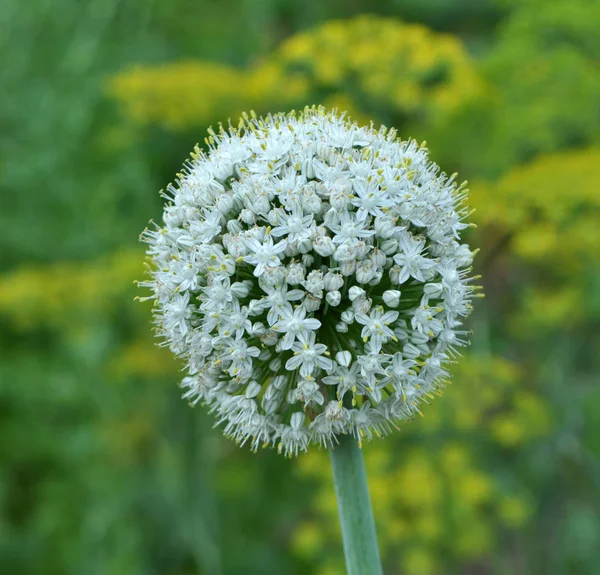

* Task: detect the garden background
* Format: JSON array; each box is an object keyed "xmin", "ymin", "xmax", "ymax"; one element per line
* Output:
[{"xmin": 1, "ymin": 0, "xmax": 599, "ymax": 573}]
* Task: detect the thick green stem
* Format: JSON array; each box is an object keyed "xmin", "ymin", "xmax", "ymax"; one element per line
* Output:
[{"xmin": 329, "ymin": 434, "xmax": 383, "ymax": 575}]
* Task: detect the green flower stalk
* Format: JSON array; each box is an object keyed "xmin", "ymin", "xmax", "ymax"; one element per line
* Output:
[{"xmin": 330, "ymin": 434, "xmax": 383, "ymax": 575}]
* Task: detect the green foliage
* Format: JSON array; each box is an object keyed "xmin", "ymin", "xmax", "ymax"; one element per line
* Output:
[
  {"xmin": 2, "ymin": 1, "xmax": 600, "ymax": 574},
  {"xmin": 432, "ymin": 0, "xmax": 600, "ymax": 177}
]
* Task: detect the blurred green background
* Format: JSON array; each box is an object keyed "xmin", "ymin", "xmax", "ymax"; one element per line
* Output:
[{"xmin": 1, "ymin": 0, "xmax": 600, "ymax": 573}]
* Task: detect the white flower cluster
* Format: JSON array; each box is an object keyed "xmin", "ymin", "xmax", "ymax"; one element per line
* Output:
[{"xmin": 141, "ymin": 106, "xmax": 476, "ymax": 456}]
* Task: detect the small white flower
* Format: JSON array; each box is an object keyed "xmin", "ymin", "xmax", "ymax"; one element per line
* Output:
[
  {"xmin": 163, "ymin": 292, "xmax": 191, "ymax": 335},
  {"xmin": 288, "ymin": 376, "xmax": 325, "ymax": 408},
  {"xmin": 218, "ymin": 300, "xmax": 252, "ymax": 339},
  {"xmin": 285, "ymin": 331, "xmax": 334, "ymax": 376},
  {"xmin": 271, "ymin": 207, "xmax": 314, "ymax": 244},
  {"xmin": 259, "ymin": 283, "xmax": 305, "ymax": 326},
  {"xmin": 278, "ymin": 412, "xmax": 310, "ymax": 456},
  {"xmin": 325, "ymin": 400, "xmax": 351, "ymax": 425},
  {"xmin": 356, "ymin": 354, "xmax": 387, "ymax": 384},
  {"xmin": 351, "ymin": 179, "xmax": 394, "ymax": 220},
  {"xmin": 355, "ymin": 306, "xmax": 399, "ymax": 352},
  {"xmin": 260, "ymin": 265, "xmax": 287, "ymax": 289},
  {"xmin": 386, "ymin": 353, "xmax": 417, "ymax": 384},
  {"xmin": 411, "ymin": 305, "xmax": 444, "ymax": 337},
  {"xmin": 329, "ymin": 209, "xmax": 376, "ymax": 244},
  {"xmin": 219, "ymin": 339, "xmax": 260, "ymax": 377},
  {"xmin": 243, "ymin": 235, "xmax": 288, "ymax": 277},
  {"xmin": 392, "ymin": 234, "xmax": 437, "ymax": 283},
  {"xmin": 323, "ymin": 362, "xmax": 364, "ymax": 399},
  {"xmin": 272, "ymin": 305, "xmax": 321, "ymax": 350}
]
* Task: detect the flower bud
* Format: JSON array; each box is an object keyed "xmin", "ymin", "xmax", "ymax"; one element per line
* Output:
[
  {"xmin": 245, "ymin": 381, "xmax": 262, "ymax": 398},
  {"xmin": 403, "ymin": 343, "xmax": 421, "ymax": 359},
  {"xmin": 352, "ymin": 296, "xmax": 372, "ymax": 314},
  {"xmin": 349, "ymin": 286, "xmax": 365, "ymax": 301},
  {"xmin": 389, "ymin": 265, "xmax": 402, "ymax": 284},
  {"xmin": 341, "ymin": 309, "xmax": 355, "ymax": 323},
  {"xmin": 380, "ymin": 239, "xmax": 398, "ymax": 255},
  {"xmin": 302, "ymin": 254, "xmax": 314, "ymax": 267},
  {"xmin": 227, "ymin": 219, "xmax": 243, "ymax": 234},
  {"xmin": 217, "ymin": 193, "xmax": 234, "ymax": 214},
  {"xmin": 356, "ymin": 261, "xmax": 376, "ymax": 284},
  {"xmin": 369, "ymin": 269, "xmax": 384, "ymax": 285},
  {"xmin": 323, "ymin": 206, "xmax": 339, "ymax": 227},
  {"xmin": 231, "ymin": 281, "xmax": 250, "ymax": 299},
  {"xmin": 335, "ymin": 351, "xmax": 352, "ymax": 367},
  {"xmin": 324, "ymin": 271, "xmax": 344, "ymax": 291},
  {"xmin": 370, "ymin": 248, "xmax": 387, "ymax": 268},
  {"xmin": 291, "ymin": 412, "xmax": 305, "ymax": 429},
  {"xmin": 302, "ymin": 270, "xmax": 324, "ymax": 298},
  {"xmin": 455, "ymin": 244, "xmax": 474, "ymax": 267},
  {"xmin": 326, "ymin": 290, "xmax": 341, "ymax": 306},
  {"xmin": 298, "ymin": 237, "xmax": 313, "ymax": 254},
  {"xmin": 303, "ymin": 294, "xmax": 321, "ymax": 312},
  {"xmin": 251, "ymin": 322, "xmax": 266, "ymax": 335},
  {"xmin": 273, "ymin": 375, "xmax": 287, "ymax": 390},
  {"xmin": 313, "ymin": 235, "xmax": 335, "ymax": 256},
  {"xmin": 339, "ymin": 260, "xmax": 356, "ymax": 276},
  {"xmin": 239, "ymin": 208, "xmax": 256, "ymax": 225},
  {"xmin": 264, "ymin": 399, "xmax": 282, "ymax": 414},
  {"xmin": 304, "ymin": 194, "xmax": 322, "ymax": 214},
  {"xmin": 355, "ymin": 241, "xmax": 371, "ymax": 259},
  {"xmin": 333, "ymin": 243, "xmax": 355, "ymax": 262},
  {"xmin": 424, "ymin": 283, "xmax": 443, "ymax": 298},
  {"xmin": 269, "ymin": 357, "xmax": 282, "ymax": 372},
  {"xmin": 382, "ymin": 290, "xmax": 401, "ymax": 308},
  {"xmin": 286, "ymin": 262, "xmax": 306, "ymax": 285},
  {"xmin": 260, "ymin": 331, "xmax": 279, "ymax": 346},
  {"xmin": 265, "ymin": 383, "xmax": 282, "ymax": 401},
  {"xmin": 268, "ymin": 207, "xmax": 285, "ymax": 226},
  {"xmin": 374, "ymin": 215, "xmax": 396, "ymax": 238},
  {"xmin": 261, "ymin": 266, "xmax": 287, "ymax": 288},
  {"xmin": 335, "ymin": 322, "xmax": 349, "ymax": 333}
]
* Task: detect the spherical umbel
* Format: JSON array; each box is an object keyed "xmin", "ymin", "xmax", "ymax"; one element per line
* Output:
[{"xmin": 140, "ymin": 106, "xmax": 476, "ymax": 456}]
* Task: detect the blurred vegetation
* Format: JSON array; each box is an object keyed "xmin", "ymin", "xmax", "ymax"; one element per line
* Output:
[{"xmin": 1, "ymin": 1, "xmax": 599, "ymax": 574}]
